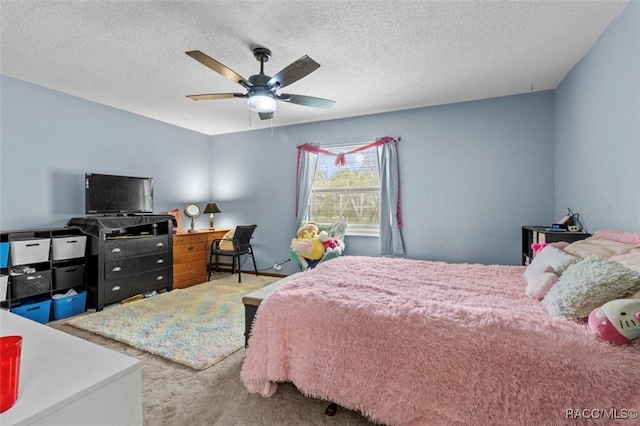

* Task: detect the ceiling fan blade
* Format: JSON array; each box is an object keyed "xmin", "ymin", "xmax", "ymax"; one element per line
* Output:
[
  {"xmin": 279, "ymin": 94, "xmax": 335, "ymax": 109},
  {"xmin": 267, "ymin": 56, "xmax": 320, "ymax": 89},
  {"xmin": 186, "ymin": 50, "xmax": 252, "ymax": 89},
  {"xmin": 186, "ymin": 93, "xmax": 247, "ymax": 101},
  {"xmin": 258, "ymin": 112, "xmax": 274, "ymax": 120}
]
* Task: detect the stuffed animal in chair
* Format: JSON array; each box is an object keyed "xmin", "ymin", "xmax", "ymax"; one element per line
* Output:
[
  {"xmin": 588, "ymin": 299, "xmax": 640, "ymax": 344},
  {"xmin": 290, "ymin": 221, "xmax": 347, "ymax": 271}
]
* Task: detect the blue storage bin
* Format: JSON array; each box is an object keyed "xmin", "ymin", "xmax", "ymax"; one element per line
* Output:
[
  {"xmin": 0, "ymin": 242, "xmax": 8, "ymax": 268},
  {"xmin": 12, "ymin": 298, "xmax": 51, "ymax": 323},
  {"xmin": 52, "ymin": 290, "xmax": 87, "ymax": 320}
]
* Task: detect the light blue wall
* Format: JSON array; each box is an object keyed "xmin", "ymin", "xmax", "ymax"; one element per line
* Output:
[
  {"xmin": 0, "ymin": 75, "xmax": 212, "ymax": 230},
  {"xmin": 555, "ymin": 1, "xmax": 640, "ymax": 232},
  {"xmin": 211, "ymin": 92, "xmax": 556, "ymax": 273},
  {"xmin": 3, "ymin": 2, "xmax": 634, "ymax": 275}
]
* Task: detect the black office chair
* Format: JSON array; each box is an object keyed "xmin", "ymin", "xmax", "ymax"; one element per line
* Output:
[{"xmin": 208, "ymin": 225, "xmax": 258, "ymax": 283}]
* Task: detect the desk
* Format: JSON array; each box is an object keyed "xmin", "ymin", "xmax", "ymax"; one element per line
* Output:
[
  {"xmin": 0, "ymin": 310, "xmax": 142, "ymax": 426},
  {"xmin": 172, "ymin": 229, "xmax": 231, "ymax": 289}
]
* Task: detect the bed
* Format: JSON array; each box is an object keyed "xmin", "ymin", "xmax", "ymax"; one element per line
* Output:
[{"xmin": 241, "ymin": 245, "xmax": 640, "ymax": 425}]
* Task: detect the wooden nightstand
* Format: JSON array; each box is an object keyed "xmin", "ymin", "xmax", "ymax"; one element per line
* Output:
[{"xmin": 172, "ymin": 229, "xmax": 230, "ymax": 289}]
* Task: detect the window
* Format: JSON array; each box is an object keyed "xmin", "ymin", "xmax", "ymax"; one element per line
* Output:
[{"xmin": 308, "ymin": 144, "xmax": 380, "ymax": 236}]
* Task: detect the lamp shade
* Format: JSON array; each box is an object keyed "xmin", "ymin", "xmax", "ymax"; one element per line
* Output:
[{"xmin": 203, "ymin": 202, "xmax": 221, "ymax": 214}]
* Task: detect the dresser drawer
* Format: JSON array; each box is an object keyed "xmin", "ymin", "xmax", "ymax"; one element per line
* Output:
[
  {"xmin": 173, "ymin": 241, "xmax": 207, "ymax": 258},
  {"xmin": 105, "ymin": 253, "xmax": 170, "ymax": 280},
  {"xmin": 104, "ymin": 236, "xmax": 168, "ymax": 260},
  {"xmin": 173, "ymin": 262, "xmax": 207, "ymax": 289},
  {"xmin": 173, "ymin": 260, "xmax": 207, "ymax": 276},
  {"xmin": 104, "ymin": 268, "xmax": 170, "ymax": 305},
  {"xmin": 206, "ymin": 230, "xmax": 230, "ymax": 241},
  {"xmin": 174, "ymin": 275, "xmax": 207, "ymax": 289},
  {"xmin": 173, "ymin": 233, "xmax": 207, "ymax": 245}
]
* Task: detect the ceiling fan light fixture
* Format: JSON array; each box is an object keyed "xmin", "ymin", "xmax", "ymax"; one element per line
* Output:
[{"xmin": 247, "ymin": 91, "xmax": 277, "ymax": 113}]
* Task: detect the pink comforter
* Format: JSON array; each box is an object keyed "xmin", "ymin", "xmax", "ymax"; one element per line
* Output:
[{"xmin": 241, "ymin": 256, "xmax": 640, "ymax": 425}]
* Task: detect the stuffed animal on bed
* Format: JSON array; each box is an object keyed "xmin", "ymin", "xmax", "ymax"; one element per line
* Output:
[{"xmin": 588, "ymin": 299, "xmax": 640, "ymax": 344}]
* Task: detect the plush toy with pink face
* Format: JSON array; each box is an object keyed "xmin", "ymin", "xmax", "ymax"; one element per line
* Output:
[{"xmin": 588, "ymin": 299, "xmax": 640, "ymax": 344}]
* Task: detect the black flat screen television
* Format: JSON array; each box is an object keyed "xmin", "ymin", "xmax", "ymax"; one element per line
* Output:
[{"xmin": 85, "ymin": 173, "xmax": 153, "ymax": 214}]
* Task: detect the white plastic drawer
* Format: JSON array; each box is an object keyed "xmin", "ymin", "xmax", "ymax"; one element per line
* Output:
[
  {"xmin": 10, "ymin": 238, "xmax": 51, "ymax": 265},
  {"xmin": 52, "ymin": 236, "xmax": 87, "ymax": 260}
]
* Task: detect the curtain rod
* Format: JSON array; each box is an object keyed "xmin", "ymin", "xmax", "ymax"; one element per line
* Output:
[{"xmin": 297, "ymin": 136, "xmax": 401, "ymax": 148}]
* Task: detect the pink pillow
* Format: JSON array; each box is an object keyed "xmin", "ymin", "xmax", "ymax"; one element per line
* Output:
[
  {"xmin": 525, "ymin": 265, "xmax": 559, "ymax": 300},
  {"xmin": 550, "ymin": 241, "xmax": 570, "ymax": 250},
  {"xmin": 593, "ymin": 230, "xmax": 640, "ymax": 246},
  {"xmin": 609, "ymin": 249, "xmax": 640, "ymax": 274}
]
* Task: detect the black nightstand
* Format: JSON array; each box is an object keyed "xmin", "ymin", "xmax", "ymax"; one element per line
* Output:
[{"xmin": 521, "ymin": 226, "xmax": 591, "ymax": 265}]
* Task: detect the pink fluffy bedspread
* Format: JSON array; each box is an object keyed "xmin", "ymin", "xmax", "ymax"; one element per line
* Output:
[{"xmin": 241, "ymin": 256, "xmax": 640, "ymax": 425}]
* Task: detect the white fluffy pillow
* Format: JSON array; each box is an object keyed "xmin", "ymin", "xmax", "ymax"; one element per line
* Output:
[
  {"xmin": 523, "ymin": 246, "xmax": 579, "ymax": 282},
  {"xmin": 541, "ymin": 255, "xmax": 640, "ymax": 319}
]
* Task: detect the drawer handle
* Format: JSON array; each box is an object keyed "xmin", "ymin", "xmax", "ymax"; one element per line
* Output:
[
  {"xmin": 156, "ymin": 275, "xmax": 164, "ymax": 280},
  {"xmin": 188, "ymin": 245, "xmax": 194, "ymax": 251},
  {"xmin": 157, "ymin": 242, "xmax": 164, "ymax": 247},
  {"xmin": 111, "ymin": 286, "xmax": 121, "ymax": 292},
  {"xmin": 112, "ymin": 266, "xmax": 122, "ymax": 272},
  {"xmin": 27, "ymin": 275, "xmax": 36, "ymax": 280},
  {"xmin": 157, "ymin": 259, "xmax": 164, "ymax": 264},
  {"xmin": 111, "ymin": 247, "xmax": 121, "ymax": 253},
  {"xmin": 65, "ymin": 268, "xmax": 77, "ymax": 273},
  {"xmin": 26, "ymin": 243, "xmax": 41, "ymax": 247},
  {"xmin": 66, "ymin": 240, "xmax": 78, "ymax": 244}
]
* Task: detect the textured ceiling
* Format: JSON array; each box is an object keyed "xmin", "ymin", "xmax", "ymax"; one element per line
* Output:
[{"xmin": 0, "ymin": 1, "xmax": 628, "ymax": 136}]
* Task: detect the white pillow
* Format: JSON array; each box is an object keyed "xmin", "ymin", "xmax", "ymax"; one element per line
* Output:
[
  {"xmin": 523, "ymin": 246, "xmax": 579, "ymax": 282},
  {"xmin": 218, "ymin": 229, "xmax": 235, "ymax": 251},
  {"xmin": 525, "ymin": 265, "xmax": 559, "ymax": 300},
  {"xmin": 541, "ymin": 255, "xmax": 640, "ymax": 319}
]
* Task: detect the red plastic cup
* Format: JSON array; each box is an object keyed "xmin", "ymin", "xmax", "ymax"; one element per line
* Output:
[{"xmin": 1, "ymin": 335, "xmax": 23, "ymax": 413}]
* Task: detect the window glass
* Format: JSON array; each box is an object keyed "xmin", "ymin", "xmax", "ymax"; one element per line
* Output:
[{"xmin": 309, "ymin": 144, "xmax": 380, "ymax": 236}]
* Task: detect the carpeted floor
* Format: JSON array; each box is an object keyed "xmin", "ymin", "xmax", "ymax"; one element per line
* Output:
[{"xmin": 49, "ymin": 273, "xmax": 375, "ymax": 425}]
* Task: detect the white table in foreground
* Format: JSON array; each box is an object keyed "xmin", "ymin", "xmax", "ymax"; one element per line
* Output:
[{"xmin": 0, "ymin": 310, "xmax": 142, "ymax": 426}]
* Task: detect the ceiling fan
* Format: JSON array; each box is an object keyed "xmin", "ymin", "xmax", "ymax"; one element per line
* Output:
[{"xmin": 185, "ymin": 47, "xmax": 336, "ymax": 120}]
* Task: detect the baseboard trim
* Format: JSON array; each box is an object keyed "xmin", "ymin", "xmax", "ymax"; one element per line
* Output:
[{"xmin": 256, "ymin": 271, "xmax": 288, "ymax": 278}]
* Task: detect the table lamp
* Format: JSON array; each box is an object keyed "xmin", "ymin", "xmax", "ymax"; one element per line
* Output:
[{"xmin": 203, "ymin": 202, "xmax": 221, "ymax": 229}]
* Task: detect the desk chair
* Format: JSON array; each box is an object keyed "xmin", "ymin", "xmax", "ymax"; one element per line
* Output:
[{"xmin": 208, "ymin": 224, "xmax": 258, "ymax": 283}]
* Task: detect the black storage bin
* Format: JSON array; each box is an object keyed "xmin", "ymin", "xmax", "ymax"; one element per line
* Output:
[
  {"xmin": 11, "ymin": 270, "xmax": 52, "ymax": 298},
  {"xmin": 53, "ymin": 264, "xmax": 85, "ymax": 290}
]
